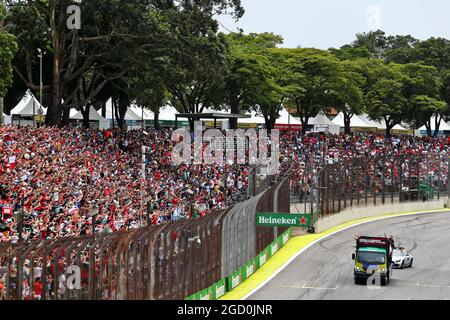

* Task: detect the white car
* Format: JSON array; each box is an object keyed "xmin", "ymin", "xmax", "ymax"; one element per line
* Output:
[{"xmin": 392, "ymin": 248, "xmax": 413, "ymax": 269}]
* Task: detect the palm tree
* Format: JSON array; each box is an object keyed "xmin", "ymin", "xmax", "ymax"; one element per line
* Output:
[{"xmin": 352, "ymin": 30, "xmax": 387, "ymax": 59}]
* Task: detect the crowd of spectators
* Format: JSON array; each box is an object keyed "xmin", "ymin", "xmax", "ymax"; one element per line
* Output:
[
  {"xmin": 1, "ymin": 125, "xmax": 450, "ymax": 300},
  {"xmin": 281, "ymin": 132, "xmax": 449, "ymax": 194},
  {"xmin": 1, "ymin": 125, "xmax": 449, "ymax": 244},
  {"xmin": 0, "ymin": 126, "xmax": 250, "ymax": 243}
]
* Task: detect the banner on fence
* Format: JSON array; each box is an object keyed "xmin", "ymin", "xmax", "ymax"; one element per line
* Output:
[{"xmin": 256, "ymin": 213, "xmax": 310, "ymax": 227}]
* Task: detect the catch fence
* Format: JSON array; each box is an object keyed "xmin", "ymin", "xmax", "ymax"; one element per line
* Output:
[{"xmin": 0, "ymin": 173, "xmax": 291, "ymax": 300}]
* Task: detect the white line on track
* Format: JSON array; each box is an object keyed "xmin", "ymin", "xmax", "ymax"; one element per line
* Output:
[
  {"xmin": 281, "ymin": 284, "xmax": 340, "ymax": 290},
  {"xmin": 397, "ymin": 282, "xmax": 450, "ymax": 289}
]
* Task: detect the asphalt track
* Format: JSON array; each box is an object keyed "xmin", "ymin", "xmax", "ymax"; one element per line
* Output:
[{"xmin": 248, "ymin": 211, "xmax": 450, "ymax": 300}]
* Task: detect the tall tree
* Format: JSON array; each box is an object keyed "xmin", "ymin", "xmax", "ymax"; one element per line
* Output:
[
  {"xmin": 5, "ymin": 0, "xmax": 190, "ymax": 126},
  {"xmin": 351, "ymin": 30, "xmax": 387, "ymax": 59},
  {"xmin": 392, "ymin": 63, "xmax": 446, "ymax": 136},
  {"xmin": 162, "ymin": 1, "xmax": 244, "ymax": 131},
  {"xmin": 365, "ymin": 64, "xmax": 409, "ymax": 136},
  {"xmin": 222, "ymin": 32, "xmax": 283, "ymax": 128},
  {"xmin": 271, "ymin": 48, "xmax": 339, "ymax": 134},
  {"xmin": 0, "ymin": 2, "xmax": 17, "ymax": 124},
  {"xmin": 330, "ymin": 60, "xmax": 365, "ymax": 133}
]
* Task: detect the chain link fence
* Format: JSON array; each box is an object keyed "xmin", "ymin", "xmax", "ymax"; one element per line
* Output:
[
  {"xmin": 0, "ymin": 173, "xmax": 291, "ymax": 300},
  {"xmin": 298, "ymin": 154, "xmax": 448, "ymax": 218}
]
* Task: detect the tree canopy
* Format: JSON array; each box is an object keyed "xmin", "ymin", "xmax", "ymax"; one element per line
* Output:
[{"xmin": 2, "ymin": 2, "xmax": 450, "ymax": 137}]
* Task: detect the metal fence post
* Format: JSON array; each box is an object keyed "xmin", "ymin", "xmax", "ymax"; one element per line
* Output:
[
  {"xmin": 399, "ymin": 155, "xmax": 403, "ymax": 203},
  {"xmin": 438, "ymin": 153, "xmax": 441, "ymax": 200},
  {"xmin": 447, "ymin": 155, "xmax": 450, "ymax": 205}
]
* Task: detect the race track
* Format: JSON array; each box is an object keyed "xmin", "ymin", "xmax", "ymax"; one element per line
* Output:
[{"xmin": 248, "ymin": 211, "xmax": 450, "ymax": 300}]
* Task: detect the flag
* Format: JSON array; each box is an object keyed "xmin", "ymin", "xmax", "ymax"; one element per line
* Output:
[{"xmin": 8, "ymin": 156, "xmax": 16, "ymax": 170}]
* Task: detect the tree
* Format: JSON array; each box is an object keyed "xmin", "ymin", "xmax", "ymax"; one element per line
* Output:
[
  {"xmin": 329, "ymin": 60, "xmax": 365, "ymax": 133},
  {"xmin": 162, "ymin": 2, "xmax": 244, "ymax": 131},
  {"xmin": 6, "ymin": 0, "xmax": 244, "ymax": 127},
  {"xmin": 384, "ymin": 35, "xmax": 419, "ymax": 64},
  {"xmin": 5, "ymin": 0, "xmax": 137, "ymax": 126},
  {"xmin": 271, "ymin": 48, "xmax": 339, "ymax": 134},
  {"xmin": 412, "ymin": 38, "xmax": 450, "ymax": 72},
  {"xmin": 0, "ymin": 2, "xmax": 17, "ymax": 124},
  {"xmin": 392, "ymin": 63, "xmax": 446, "ymax": 136},
  {"xmin": 253, "ymin": 80, "xmax": 284, "ymax": 131},
  {"xmin": 133, "ymin": 80, "xmax": 167, "ymax": 130},
  {"xmin": 222, "ymin": 32, "xmax": 283, "ymax": 128},
  {"xmin": 4, "ymin": 0, "xmax": 52, "ymax": 106},
  {"xmin": 250, "ymin": 59, "xmax": 284, "ymax": 130},
  {"xmin": 351, "ymin": 30, "xmax": 388, "ymax": 59},
  {"xmin": 411, "ymin": 96, "xmax": 447, "ymax": 137},
  {"xmin": 365, "ymin": 65, "xmax": 409, "ymax": 136},
  {"xmin": 328, "ymin": 46, "xmax": 371, "ymax": 61}
]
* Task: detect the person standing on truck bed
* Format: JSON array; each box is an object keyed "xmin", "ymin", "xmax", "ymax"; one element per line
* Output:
[{"xmin": 388, "ymin": 235, "xmax": 395, "ymax": 249}]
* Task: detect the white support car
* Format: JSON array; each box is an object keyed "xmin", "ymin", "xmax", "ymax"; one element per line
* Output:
[{"xmin": 392, "ymin": 248, "xmax": 413, "ymax": 269}]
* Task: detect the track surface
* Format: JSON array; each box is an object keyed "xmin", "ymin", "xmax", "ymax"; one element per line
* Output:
[{"xmin": 248, "ymin": 211, "xmax": 450, "ymax": 300}]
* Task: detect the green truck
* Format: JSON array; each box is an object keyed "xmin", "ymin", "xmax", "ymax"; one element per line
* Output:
[{"xmin": 352, "ymin": 236, "xmax": 393, "ymax": 286}]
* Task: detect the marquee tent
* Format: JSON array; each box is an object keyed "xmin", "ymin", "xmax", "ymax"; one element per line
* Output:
[
  {"xmin": 331, "ymin": 112, "xmax": 374, "ymax": 128},
  {"xmin": 308, "ymin": 112, "xmax": 340, "ymax": 134},
  {"xmin": 10, "ymin": 92, "xmax": 46, "ymax": 116},
  {"xmin": 359, "ymin": 114, "xmax": 407, "ymax": 131},
  {"xmin": 2, "ymin": 113, "xmax": 11, "ymax": 125},
  {"xmin": 418, "ymin": 117, "xmax": 450, "ymax": 133},
  {"xmin": 130, "ymin": 105, "xmax": 154, "ymax": 120},
  {"xmin": 101, "ymin": 98, "xmax": 142, "ymax": 121},
  {"xmin": 70, "ymin": 106, "xmax": 107, "ymax": 121},
  {"xmin": 276, "ymin": 108, "xmax": 302, "ymax": 126}
]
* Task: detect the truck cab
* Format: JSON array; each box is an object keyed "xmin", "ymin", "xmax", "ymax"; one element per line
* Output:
[{"xmin": 352, "ymin": 236, "xmax": 393, "ymax": 285}]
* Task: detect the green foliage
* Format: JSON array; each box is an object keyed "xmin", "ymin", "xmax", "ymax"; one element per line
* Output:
[
  {"xmin": 329, "ymin": 46, "xmax": 371, "ymax": 61},
  {"xmin": 3, "ymin": 3, "xmax": 450, "ymax": 134},
  {"xmin": 0, "ymin": 1, "xmax": 18, "ymax": 97},
  {"xmin": 270, "ymin": 47, "xmax": 339, "ymax": 133},
  {"xmin": 218, "ymin": 32, "xmax": 284, "ymax": 128},
  {"xmin": 328, "ymin": 60, "xmax": 365, "ymax": 132},
  {"xmin": 365, "ymin": 65, "xmax": 408, "ymax": 134}
]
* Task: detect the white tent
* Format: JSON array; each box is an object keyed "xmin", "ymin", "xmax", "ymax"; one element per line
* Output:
[
  {"xmin": 380, "ymin": 121, "xmax": 407, "ymax": 131},
  {"xmin": 2, "ymin": 113, "xmax": 11, "ymax": 125},
  {"xmin": 332, "ymin": 113, "xmax": 374, "ymax": 128},
  {"xmin": 308, "ymin": 112, "xmax": 340, "ymax": 134},
  {"xmin": 308, "ymin": 113, "xmax": 335, "ymax": 126},
  {"xmin": 70, "ymin": 106, "xmax": 110, "ymax": 129},
  {"xmin": 418, "ymin": 117, "xmax": 450, "ymax": 131},
  {"xmin": 238, "ymin": 110, "xmax": 265, "ymax": 124},
  {"xmin": 158, "ymin": 105, "xmax": 180, "ymax": 121},
  {"xmin": 359, "ymin": 114, "xmax": 381, "ymax": 128},
  {"xmin": 11, "ymin": 92, "xmax": 46, "ymax": 116},
  {"xmin": 130, "ymin": 105, "xmax": 154, "ymax": 120},
  {"xmin": 70, "ymin": 106, "xmax": 107, "ymax": 121},
  {"xmin": 276, "ymin": 108, "xmax": 302, "ymax": 126},
  {"xmin": 359, "ymin": 114, "xmax": 407, "ymax": 131},
  {"xmin": 101, "ymin": 98, "xmax": 142, "ymax": 121}
]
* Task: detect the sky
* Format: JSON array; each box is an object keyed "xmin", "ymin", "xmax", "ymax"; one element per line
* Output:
[{"xmin": 217, "ymin": 0, "xmax": 450, "ymax": 49}]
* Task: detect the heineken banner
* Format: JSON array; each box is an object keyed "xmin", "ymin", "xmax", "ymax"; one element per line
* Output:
[
  {"xmin": 211, "ymin": 279, "xmax": 227, "ymax": 300},
  {"xmin": 256, "ymin": 213, "xmax": 310, "ymax": 227},
  {"xmin": 227, "ymin": 270, "xmax": 242, "ymax": 291}
]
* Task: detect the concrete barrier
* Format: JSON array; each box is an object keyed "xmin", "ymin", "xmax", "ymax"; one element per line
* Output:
[{"xmin": 315, "ymin": 200, "xmax": 445, "ymax": 233}]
